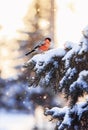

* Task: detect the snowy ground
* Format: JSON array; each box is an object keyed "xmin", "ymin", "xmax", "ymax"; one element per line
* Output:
[
  {"xmin": 0, "ymin": 110, "xmax": 34, "ymax": 130},
  {"xmin": 0, "ymin": 108, "xmax": 55, "ymax": 130}
]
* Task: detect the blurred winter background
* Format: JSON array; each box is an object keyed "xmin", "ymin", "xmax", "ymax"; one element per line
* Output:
[{"xmin": 0, "ymin": 0, "xmax": 88, "ymax": 130}]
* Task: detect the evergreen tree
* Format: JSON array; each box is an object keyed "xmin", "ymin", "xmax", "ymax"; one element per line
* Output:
[{"xmin": 24, "ymin": 26, "xmax": 88, "ymax": 130}]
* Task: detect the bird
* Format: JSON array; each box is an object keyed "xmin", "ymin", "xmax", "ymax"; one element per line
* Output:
[{"xmin": 25, "ymin": 37, "xmax": 51, "ymax": 56}]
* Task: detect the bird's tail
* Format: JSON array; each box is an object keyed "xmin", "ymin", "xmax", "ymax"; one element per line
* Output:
[{"xmin": 25, "ymin": 45, "xmax": 40, "ymax": 56}]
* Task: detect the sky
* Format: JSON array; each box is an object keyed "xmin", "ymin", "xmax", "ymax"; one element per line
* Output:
[
  {"xmin": 55, "ymin": 0, "xmax": 88, "ymax": 47},
  {"xmin": 0, "ymin": 0, "xmax": 32, "ymax": 39}
]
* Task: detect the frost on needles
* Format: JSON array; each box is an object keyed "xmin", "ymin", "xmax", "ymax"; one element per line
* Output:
[{"xmin": 24, "ymin": 25, "xmax": 88, "ymax": 130}]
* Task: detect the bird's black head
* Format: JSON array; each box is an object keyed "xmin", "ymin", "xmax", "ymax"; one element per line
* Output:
[{"xmin": 45, "ymin": 37, "xmax": 51, "ymax": 42}]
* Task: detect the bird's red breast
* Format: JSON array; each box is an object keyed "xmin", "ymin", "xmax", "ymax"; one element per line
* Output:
[{"xmin": 39, "ymin": 39, "xmax": 51, "ymax": 51}]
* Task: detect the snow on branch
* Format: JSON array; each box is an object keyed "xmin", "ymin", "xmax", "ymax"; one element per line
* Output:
[
  {"xmin": 70, "ymin": 70, "xmax": 88, "ymax": 93},
  {"xmin": 24, "ymin": 48, "xmax": 66, "ymax": 71},
  {"xmin": 45, "ymin": 101, "xmax": 88, "ymax": 130},
  {"xmin": 24, "ymin": 48, "xmax": 66, "ymax": 89}
]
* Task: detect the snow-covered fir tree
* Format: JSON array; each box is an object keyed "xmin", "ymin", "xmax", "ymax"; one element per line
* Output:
[{"xmin": 24, "ymin": 26, "xmax": 88, "ymax": 130}]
